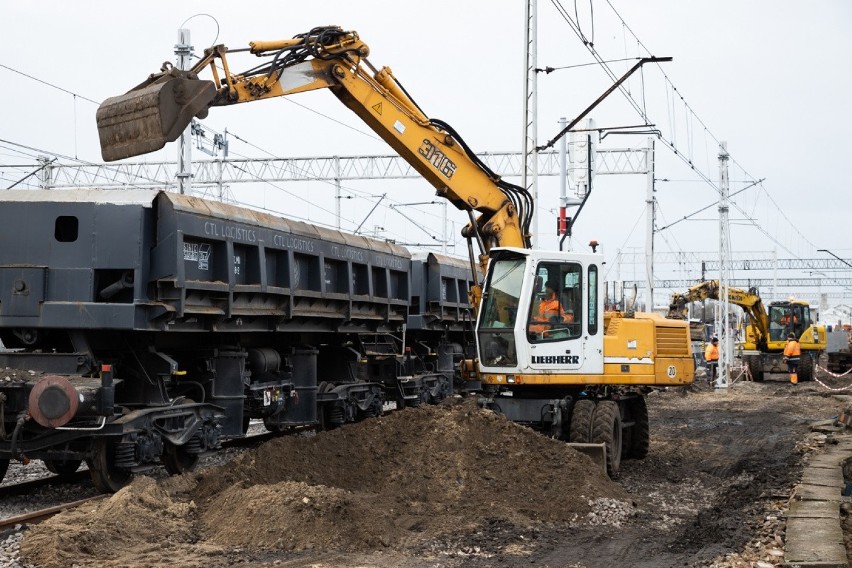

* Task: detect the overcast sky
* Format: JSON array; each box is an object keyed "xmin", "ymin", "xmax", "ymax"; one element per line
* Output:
[{"xmin": 1, "ymin": 1, "xmax": 850, "ymax": 306}]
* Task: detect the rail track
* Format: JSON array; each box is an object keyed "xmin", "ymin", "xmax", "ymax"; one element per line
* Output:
[
  {"xmin": 0, "ymin": 428, "xmax": 280, "ymax": 504},
  {"xmin": 0, "ymin": 495, "xmax": 107, "ymax": 531},
  {"xmin": 0, "ymin": 428, "xmax": 284, "ymax": 540}
]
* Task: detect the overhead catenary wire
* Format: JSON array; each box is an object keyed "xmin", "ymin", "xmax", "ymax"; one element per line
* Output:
[
  {"xmin": 598, "ymin": 0, "xmax": 819, "ymax": 255},
  {"xmin": 549, "ymin": 0, "xmax": 816, "ymax": 262}
]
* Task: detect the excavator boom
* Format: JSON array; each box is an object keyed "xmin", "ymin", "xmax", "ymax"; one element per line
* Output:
[{"xmin": 668, "ymin": 280, "xmax": 769, "ymax": 347}]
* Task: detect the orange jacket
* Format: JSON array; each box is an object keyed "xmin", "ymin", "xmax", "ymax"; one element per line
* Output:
[
  {"xmin": 539, "ymin": 297, "xmax": 564, "ymax": 320},
  {"xmin": 783, "ymin": 340, "xmax": 801, "ymax": 357},
  {"xmin": 704, "ymin": 343, "xmax": 719, "ymax": 362}
]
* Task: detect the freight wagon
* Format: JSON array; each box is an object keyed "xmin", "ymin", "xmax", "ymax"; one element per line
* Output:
[{"xmin": 0, "ymin": 189, "xmax": 473, "ymax": 491}]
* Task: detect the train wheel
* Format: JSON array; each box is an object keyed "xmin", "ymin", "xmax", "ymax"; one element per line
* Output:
[
  {"xmin": 161, "ymin": 441, "xmax": 199, "ymax": 476},
  {"xmin": 568, "ymin": 399, "xmax": 595, "ymax": 443},
  {"xmin": 0, "ymin": 459, "xmax": 8, "ymax": 484},
  {"xmin": 626, "ymin": 397, "xmax": 650, "ymax": 460},
  {"xmin": 591, "ymin": 400, "xmax": 623, "ymax": 479},
  {"xmin": 317, "ymin": 382, "xmax": 335, "ymax": 432},
  {"xmin": 87, "ymin": 439, "xmax": 132, "ymax": 493},
  {"xmin": 263, "ymin": 417, "xmax": 288, "ymax": 434},
  {"xmin": 43, "ymin": 458, "xmax": 83, "ymax": 478}
]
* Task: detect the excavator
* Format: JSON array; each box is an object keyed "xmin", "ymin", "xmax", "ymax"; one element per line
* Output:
[
  {"xmin": 96, "ymin": 25, "xmax": 694, "ymax": 477},
  {"xmin": 668, "ymin": 280, "xmax": 826, "ymax": 381}
]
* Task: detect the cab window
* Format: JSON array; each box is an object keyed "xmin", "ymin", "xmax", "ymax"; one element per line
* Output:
[
  {"xmin": 527, "ymin": 262, "xmax": 582, "ymax": 343},
  {"xmin": 588, "ymin": 265, "xmax": 598, "ymax": 335},
  {"xmin": 478, "ymin": 257, "xmax": 524, "ymax": 366}
]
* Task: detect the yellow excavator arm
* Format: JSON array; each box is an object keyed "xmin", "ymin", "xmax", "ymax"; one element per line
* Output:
[
  {"xmin": 96, "ymin": 26, "xmax": 533, "ymax": 308},
  {"xmin": 667, "ymin": 280, "xmax": 770, "ymax": 347}
]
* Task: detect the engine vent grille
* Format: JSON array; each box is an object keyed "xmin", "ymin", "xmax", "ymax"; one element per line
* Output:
[{"xmin": 656, "ymin": 326, "xmax": 689, "ymax": 357}]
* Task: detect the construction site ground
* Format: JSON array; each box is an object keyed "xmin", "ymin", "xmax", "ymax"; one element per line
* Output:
[{"xmin": 18, "ymin": 363, "xmax": 852, "ymax": 568}]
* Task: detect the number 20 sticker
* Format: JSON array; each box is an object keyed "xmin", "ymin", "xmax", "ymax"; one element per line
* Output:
[{"xmin": 667, "ymin": 365, "xmax": 677, "ymax": 378}]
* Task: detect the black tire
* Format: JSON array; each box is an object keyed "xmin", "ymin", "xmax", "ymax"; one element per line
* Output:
[
  {"xmin": 591, "ymin": 400, "xmax": 623, "ymax": 479},
  {"xmin": 161, "ymin": 441, "xmax": 199, "ymax": 476},
  {"xmin": 0, "ymin": 459, "xmax": 9, "ymax": 484},
  {"xmin": 43, "ymin": 458, "xmax": 83, "ymax": 478},
  {"xmin": 626, "ymin": 397, "xmax": 649, "ymax": 460},
  {"xmin": 569, "ymin": 399, "xmax": 595, "ymax": 443},
  {"xmin": 86, "ymin": 438, "xmax": 132, "ymax": 493},
  {"xmin": 744, "ymin": 355, "xmax": 764, "ymax": 382},
  {"xmin": 798, "ymin": 354, "xmax": 815, "ymax": 382}
]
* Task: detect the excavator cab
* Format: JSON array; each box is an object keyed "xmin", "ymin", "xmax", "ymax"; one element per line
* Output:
[
  {"xmin": 96, "ymin": 67, "xmax": 216, "ymax": 161},
  {"xmin": 476, "ymin": 248, "xmax": 604, "ymax": 375},
  {"xmin": 768, "ymin": 301, "xmax": 811, "ymax": 342}
]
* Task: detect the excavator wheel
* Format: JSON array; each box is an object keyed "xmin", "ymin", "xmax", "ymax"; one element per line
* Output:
[
  {"xmin": 591, "ymin": 400, "xmax": 623, "ymax": 479},
  {"xmin": 798, "ymin": 354, "xmax": 815, "ymax": 382},
  {"xmin": 744, "ymin": 355, "xmax": 764, "ymax": 382},
  {"xmin": 568, "ymin": 399, "xmax": 595, "ymax": 443}
]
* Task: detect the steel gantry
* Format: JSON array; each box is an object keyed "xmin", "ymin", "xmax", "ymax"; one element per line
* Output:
[{"xmin": 24, "ymin": 148, "xmax": 649, "ymax": 190}]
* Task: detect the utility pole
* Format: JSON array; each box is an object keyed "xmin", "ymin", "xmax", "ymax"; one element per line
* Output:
[
  {"xmin": 644, "ymin": 137, "xmax": 656, "ymax": 312},
  {"xmin": 217, "ymin": 128, "xmax": 229, "ymax": 201},
  {"xmin": 442, "ymin": 200, "xmax": 448, "ymax": 254},
  {"xmin": 521, "ymin": 0, "xmax": 538, "ymax": 247},
  {"xmin": 334, "ymin": 156, "xmax": 341, "ymax": 229},
  {"xmin": 716, "ymin": 142, "xmax": 731, "ymax": 389},
  {"xmin": 559, "ymin": 117, "xmax": 568, "ymax": 249},
  {"xmin": 176, "ymin": 28, "xmax": 192, "ymax": 195}
]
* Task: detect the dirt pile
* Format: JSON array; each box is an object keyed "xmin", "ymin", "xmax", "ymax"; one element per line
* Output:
[
  {"xmin": 21, "ymin": 476, "xmax": 222, "ymax": 567},
  {"xmin": 22, "ymin": 398, "xmax": 626, "ymax": 567}
]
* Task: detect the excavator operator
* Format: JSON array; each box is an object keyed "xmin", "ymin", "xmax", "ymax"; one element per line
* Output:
[
  {"xmin": 529, "ymin": 282, "xmax": 564, "ymax": 337},
  {"xmin": 529, "ymin": 282, "xmax": 577, "ymax": 338},
  {"xmin": 539, "ymin": 282, "xmax": 565, "ymax": 322}
]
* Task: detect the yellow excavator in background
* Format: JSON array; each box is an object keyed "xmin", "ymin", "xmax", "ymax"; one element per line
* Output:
[
  {"xmin": 668, "ymin": 280, "xmax": 826, "ymax": 381},
  {"xmin": 96, "ymin": 25, "xmax": 695, "ymax": 478}
]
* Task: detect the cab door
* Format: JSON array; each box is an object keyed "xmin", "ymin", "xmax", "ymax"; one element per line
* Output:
[{"xmin": 525, "ymin": 258, "xmax": 603, "ymax": 374}]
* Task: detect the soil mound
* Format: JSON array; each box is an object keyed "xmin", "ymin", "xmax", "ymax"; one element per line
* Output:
[
  {"xmin": 21, "ymin": 476, "xmax": 222, "ymax": 567},
  {"xmin": 21, "ymin": 398, "xmax": 626, "ymax": 566}
]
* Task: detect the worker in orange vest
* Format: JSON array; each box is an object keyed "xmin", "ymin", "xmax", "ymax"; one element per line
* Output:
[
  {"xmin": 530, "ymin": 282, "xmax": 565, "ymax": 336},
  {"xmin": 704, "ymin": 337, "xmax": 719, "ymax": 385},
  {"xmin": 539, "ymin": 283, "xmax": 564, "ymax": 321},
  {"xmin": 783, "ymin": 333, "xmax": 801, "ymax": 384}
]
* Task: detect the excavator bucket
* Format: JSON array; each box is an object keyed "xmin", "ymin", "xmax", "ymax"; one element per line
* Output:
[
  {"xmin": 566, "ymin": 442, "xmax": 608, "ymax": 476},
  {"xmin": 96, "ymin": 77, "xmax": 216, "ymax": 162}
]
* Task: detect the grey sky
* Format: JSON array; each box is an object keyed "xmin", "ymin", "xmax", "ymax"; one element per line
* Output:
[{"xmin": 1, "ymin": 1, "xmax": 850, "ymax": 306}]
